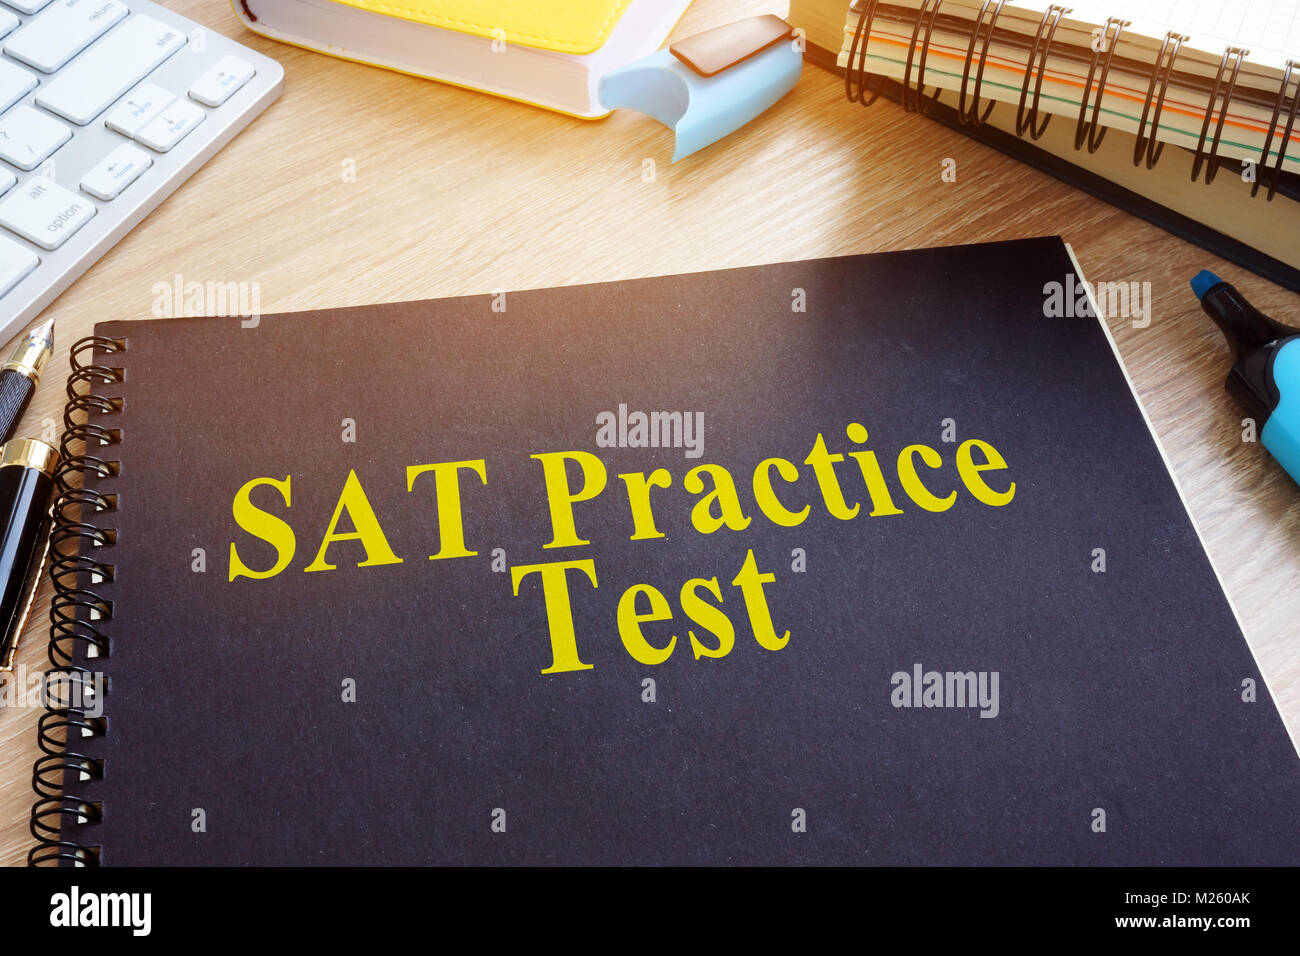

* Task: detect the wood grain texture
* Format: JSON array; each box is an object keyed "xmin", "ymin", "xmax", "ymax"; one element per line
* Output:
[{"xmin": 1, "ymin": 0, "xmax": 1297, "ymax": 867}]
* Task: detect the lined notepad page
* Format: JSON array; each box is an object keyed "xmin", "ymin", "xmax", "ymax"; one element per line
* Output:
[{"xmin": 1012, "ymin": 0, "xmax": 1300, "ymax": 72}]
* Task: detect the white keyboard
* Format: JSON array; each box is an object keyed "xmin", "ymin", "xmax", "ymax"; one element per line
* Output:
[{"xmin": 0, "ymin": 0, "xmax": 282, "ymax": 342}]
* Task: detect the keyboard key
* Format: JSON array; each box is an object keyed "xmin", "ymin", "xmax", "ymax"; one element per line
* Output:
[
  {"xmin": 0, "ymin": 10, "xmax": 18, "ymax": 39},
  {"xmin": 0, "ymin": 57, "xmax": 36, "ymax": 113},
  {"xmin": 0, "ymin": 170, "xmax": 14, "ymax": 195},
  {"xmin": 104, "ymin": 82, "xmax": 174, "ymax": 137},
  {"xmin": 0, "ymin": 105, "xmax": 71, "ymax": 170},
  {"xmin": 135, "ymin": 98, "xmax": 204, "ymax": 152},
  {"xmin": 0, "ymin": 178, "xmax": 94, "ymax": 249},
  {"xmin": 4, "ymin": 0, "xmax": 128, "ymax": 73},
  {"xmin": 0, "ymin": 0, "xmax": 55, "ymax": 14},
  {"xmin": 35, "ymin": 15, "xmax": 185, "ymax": 125},
  {"xmin": 0, "ymin": 233, "xmax": 37, "ymax": 296},
  {"xmin": 80, "ymin": 142, "xmax": 151, "ymax": 200},
  {"xmin": 188, "ymin": 55, "xmax": 255, "ymax": 107}
]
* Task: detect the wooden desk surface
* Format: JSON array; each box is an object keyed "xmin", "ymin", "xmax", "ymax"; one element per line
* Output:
[{"xmin": 1, "ymin": 0, "xmax": 1297, "ymax": 866}]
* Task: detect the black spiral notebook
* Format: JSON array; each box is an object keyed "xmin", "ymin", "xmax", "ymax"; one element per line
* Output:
[{"xmin": 31, "ymin": 237, "xmax": 1300, "ymax": 865}]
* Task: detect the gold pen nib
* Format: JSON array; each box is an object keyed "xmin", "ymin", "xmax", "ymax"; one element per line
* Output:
[
  {"xmin": 3, "ymin": 315, "xmax": 54, "ymax": 384},
  {"xmin": 31, "ymin": 315, "xmax": 54, "ymax": 348}
]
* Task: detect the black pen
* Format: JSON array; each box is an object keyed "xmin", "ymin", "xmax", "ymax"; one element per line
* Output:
[
  {"xmin": 0, "ymin": 438, "xmax": 57, "ymax": 670},
  {"xmin": 0, "ymin": 317, "xmax": 54, "ymax": 445}
]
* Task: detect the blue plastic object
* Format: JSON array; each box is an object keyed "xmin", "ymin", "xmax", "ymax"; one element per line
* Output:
[
  {"xmin": 1262, "ymin": 339, "xmax": 1300, "ymax": 483},
  {"xmin": 1190, "ymin": 269, "xmax": 1222, "ymax": 301},
  {"xmin": 598, "ymin": 40, "xmax": 802, "ymax": 161},
  {"xmin": 1193, "ymin": 270, "xmax": 1300, "ymax": 487}
]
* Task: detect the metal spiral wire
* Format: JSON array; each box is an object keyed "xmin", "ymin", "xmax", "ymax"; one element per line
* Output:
[{"xmin": 28, "ymin": 335, "xmax": 124, "ymax": 867}]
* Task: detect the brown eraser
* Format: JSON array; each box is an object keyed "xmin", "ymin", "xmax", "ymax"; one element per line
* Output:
[{"xmin": 669, "ymin": 14, "xmax": 795, "ymax": 78}]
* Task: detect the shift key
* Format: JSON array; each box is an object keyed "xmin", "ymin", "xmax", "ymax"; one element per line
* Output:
[
  {"xmin": 35, "ymin": 15, "xmax": 185, "ymax": 125},
  {"xmin": 0, "ymin": 178, "xmax": 95, "ymax": 249}
]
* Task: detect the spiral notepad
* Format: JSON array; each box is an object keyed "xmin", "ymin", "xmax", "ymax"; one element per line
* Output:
[
  {"xmin": 26, "ymin": 239, "xmax": 1300, "ymax": 865},
  {"xmin": 841, "ymin": 1, "xmax": 1300, "ymax": 182},
  {"xmin": 791, "ymin": 0, "xmax": 1300, "ymax": 291}
]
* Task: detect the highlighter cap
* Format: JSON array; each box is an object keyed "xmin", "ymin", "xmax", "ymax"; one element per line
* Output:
[{"xmin": 1193, "ymin": 273, "xmax": 1300, "ymax": 423}]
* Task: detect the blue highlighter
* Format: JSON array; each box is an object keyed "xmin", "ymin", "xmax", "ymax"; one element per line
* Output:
[{"xmin": 1192, "ymin": 270, "xmax": 1300, "ymax": 485}]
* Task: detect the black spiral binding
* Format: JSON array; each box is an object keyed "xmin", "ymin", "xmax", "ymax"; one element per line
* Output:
[
  {"xmin": 901, "ymin": 0, "xmax": 945, "ymax": 114},
  {"xmin": 1191, "ymin": 46, "xmax": 1249, "ymax": 185},
  {"xmin": 956, "ymin": 0, "xmax": 1007, "ymax": 126},
  {"xmin": 27, "ymin": 334, "xmax": 125, "ymax": 867},
  {"xmin": 1073, "ymin": 17, "xmax": 1129, "ymax": 153},
  {"xmin": 1254, "ymin": 59, "xmax": 1299, "ymax": 200},
  {"xmin": 1015, "ymin": 5, "xmax": 1069, "ymax": 139},
  {"xmin": 839, "ymin": 1, "xmax": 1300, "ymax": 210},
  {"xmin": 841, "ymin": 2, "xmax": 1297, "ymax": 201},
  {"xmin": 845, "ymin": 0, "xmax": 886, "ymax": 106},
  {"xmin": 1132, "ymin": 31, "xmax": 1187, "ymax": 168}
]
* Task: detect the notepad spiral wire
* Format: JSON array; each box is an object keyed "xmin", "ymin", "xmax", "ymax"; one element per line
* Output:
[
  {"xmin": 844, "ymin": 0, "xmax": 1300, "ymax": 199},
  {"xmin": 27, "ymin": 335, "xmax": 126, "ymax": 867}
]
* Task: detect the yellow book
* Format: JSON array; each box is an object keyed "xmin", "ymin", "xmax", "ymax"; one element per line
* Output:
[
  {"xmin": 327, "ymin": 0, "xmax": 635, "ymax": 54},
  {"xmin": 234, "ymin": 0, "xmax": 693, "ymax": 117}
]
